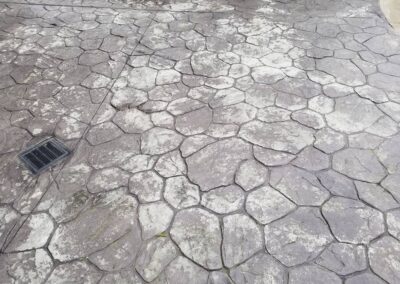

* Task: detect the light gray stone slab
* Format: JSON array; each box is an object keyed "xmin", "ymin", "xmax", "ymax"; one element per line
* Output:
[
  {"xmin": 246, "ymin": 186, "xmax": 296, "ymax": 224},
  {"xmin": 239, "ymin": 121, "xmax": 315, "ymax": 154},
  {"xmin": 164, "ymin": 256, "xmax": 209, "ymax": 284},
  {"xmin": 170, "ymin": 208, "xmax": 222, "ymax": 269},
  {"xmin": 47, "ymin": 261, "xmax": 102, "ymax": 284},
  {"xmin": 6, "ymin": 213, "xmax": 54, "ymax": 252},
  {"xmin": 270, "ymin": 166, "xmax": 329, "ymax": 206},
  {"xmin": 141, "ymin": 127, "xmax": 183, "ymax": 155},
  {"xmin": 326, "ymin": 95, "xmax": 382, "ymax": 134},
  {"xmin": 316, "ymin": 243, "xmax": 367, "ymax": 275},
  {"xmin": 369, "ymin": 236, "xmax": 400, "ymax": 283},
  {"xmin": 0, "ymin": 249, "xmax": 53, "ymax": 283},
  {"xmin": 222, "ymin": 214, "xmax": 263, "ymax": 267},
  {"xmin": 129, "ymin": 171, "xmax": 164, "ymax": 203},
  {"xmin": 264, "ymin": 207, "xmax": 333, "ymax": 266},
  {"xmin": 322, "ymin": 197, "xmax": 385, "ymax": 244},
  {"xmin": 186, "ymin": 138, "xmax": 252, "ymax": 191},
  {"xmin": 230, "ymin": 253, "xmax": 286, "ymax": 284},
  {"xmin": 201, "ymin": 185, "xmax": 244, "ymax": 214},
  {"xmin": 289, "ymin": 265, "xmax": 341, "ymax": 284},
  {"xmin": 136, "ymin": 238, "xmax": 178, "ymax": 282},
  {"xmin": 333, "ymin": 148, "xmax": 387, "ymax": 183},
  {"xmin": 235, "ymin": 159, "xmax": 268, "ymax": 191},
  {"xmin": 139, "ymin": 201, "xmax": 174, "ymax": 240},
  {"xmin": 164, "ymin": 176, "xmax": 200, "ymax": 209},
  {"xmin": 48, "ymin": 190, "xmax": 139, "ymax": 261}
]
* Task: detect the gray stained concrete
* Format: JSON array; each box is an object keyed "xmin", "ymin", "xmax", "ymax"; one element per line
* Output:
[{"xmin": 0, "ymin": 0, "xmax": 400, "ymax": 282}]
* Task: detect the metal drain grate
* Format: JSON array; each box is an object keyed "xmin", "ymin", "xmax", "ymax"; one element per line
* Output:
[{"xmin": 19, "ymin": 138, "xmax": 70, "ymax": 175}]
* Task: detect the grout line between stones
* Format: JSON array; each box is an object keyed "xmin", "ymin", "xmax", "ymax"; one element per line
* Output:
[{"xmin": 1, "ymin": 11, "xmax": 157, "ymax": 254}]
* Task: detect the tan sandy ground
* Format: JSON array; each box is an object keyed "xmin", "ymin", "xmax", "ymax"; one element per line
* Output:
[{"xmin": 381, "ymin": 0, "xmax": 400, "ymax": 30}]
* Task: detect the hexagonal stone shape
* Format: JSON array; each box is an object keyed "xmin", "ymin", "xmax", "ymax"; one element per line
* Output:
[
  {"xmin": 289, "ymin": 265, "xmax": 341, "ymax": 284},
  {"xmin": 0, "ymin": 249, "xmax": 53, "ymax": 283},
  {"xmin": 326, "ymin": 95, "xmax": 383, "ymax": 134},
  {"xmin": 48, "ymin": 190, "xmax": 139, "ymax": 261},
  {"xmin": 222, "ymin": 214, "xmax": 263, "ymax": 267},
  {"xmin": 186, "ymin": 138, "xmax": 252, "ymax": 191},
  {"xmin": 136, "ymin": 238, "xmax": 178, "ymax": 282},
  {"xmin": 369, "ymin": 236, "xmax": 400, "ymax": 283},
  {"xmin": 246, "ymin": 186, "xmax": 296, "ymax": 224},
  {"xmin": 170, "ymin": 208, "xmax": 222, "ymax": 269},
  {"xmin": 322, "ymin": 197, "xmax": 384, "ymax": 244},
  {"xmin": 239, "ymin": 121, "xmax": 314, "ymax": 154},
  {"xmin": 270, "ymin": 166, "xmax": 329, "ymax": 206},
  {"xmin": 264, "ymin": 207, "xmax": 333, "ymax": 266},
  {"xmin": 191, "ymin": 51, "xmax": 229, "ymax": 77},
  {"xmin": 333, "ymin": 148, "xmax": 386, "ymax": 183},
  {"xmin": 141, "ymin": 127, "xmax": 183, "ymax": 155},
  {"xmin": 201, "ymin": 185, "xmax": 244, "ymax": 214},
  {"xmin": 316, "ymin": 243, "xmax": 367, "ymax": 275},
  {"xmin": 316, "ymin": 58, "xmax": 366, "ymax": 86},
  {"xmin": 230, "ymin": 253, "xmax": 286, "ymax": 284},
  {"xmin": 235, "ymin": 159, "xmax": 268, "ymax": 191},
  {"xmin": 6, "ymin": 213, "xmax": 54, "ymax": 252}
]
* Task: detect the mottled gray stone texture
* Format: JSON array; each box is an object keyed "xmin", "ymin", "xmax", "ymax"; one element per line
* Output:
[{"xmin": 0, "ymin": 0, "xmax": 399, "ymax": 282}]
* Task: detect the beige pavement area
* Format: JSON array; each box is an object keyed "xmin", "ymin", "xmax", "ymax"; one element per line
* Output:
[{"xmin": 381, "ymin": 0, "xmax": 400, "ymax": 30}]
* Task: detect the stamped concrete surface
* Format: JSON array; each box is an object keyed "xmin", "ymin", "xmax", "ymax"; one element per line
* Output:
[{"xmin": 1, "ymin": 0, "xmax": 400, "ymax": 282}]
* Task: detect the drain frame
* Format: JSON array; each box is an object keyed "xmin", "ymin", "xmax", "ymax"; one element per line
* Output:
[{"xmin": 18, "ymin": 137, "xmax": 71, "ymax": 175}]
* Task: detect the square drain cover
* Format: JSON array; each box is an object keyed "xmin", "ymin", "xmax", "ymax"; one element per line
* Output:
[{"xmin": 19, "ymin": 138, "xmax": 70, "ymax": 175}]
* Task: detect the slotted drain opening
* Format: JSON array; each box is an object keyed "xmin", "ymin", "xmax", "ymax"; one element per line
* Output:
[{"xmin": 19, "ymin": 137, "xmax": 70, "ymax": 175}]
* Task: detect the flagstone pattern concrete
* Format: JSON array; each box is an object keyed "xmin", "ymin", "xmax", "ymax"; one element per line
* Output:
[{"xmin": 0, "ymin": 0, "xmax": 400, "ymax": 282}]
